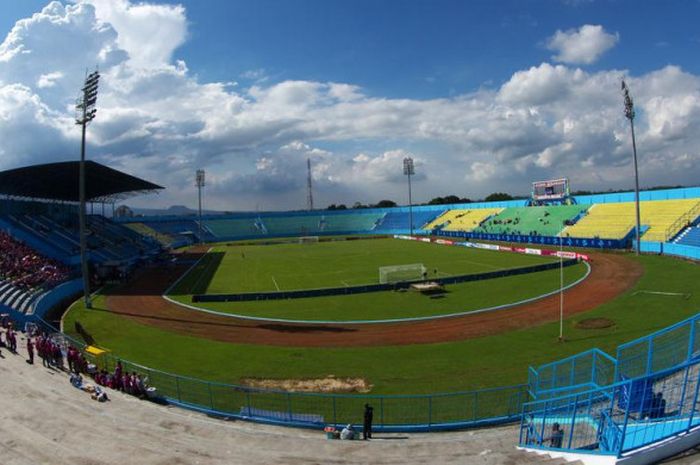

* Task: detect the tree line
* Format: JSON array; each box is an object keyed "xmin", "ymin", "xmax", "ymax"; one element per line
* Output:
[{"xmin": 327, "ymin": 192, "xmax": 517, "ymax": 210}]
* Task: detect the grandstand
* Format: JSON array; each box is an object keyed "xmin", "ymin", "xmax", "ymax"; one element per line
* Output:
[
  {"xmin": 124, "ymin": 222, "xmax": 176, "ymax": 247},
  {"xmin": 0, "ymin": 161, "xmax": 163, "ymax": 321},
  {"xmin": 562, "ymin": 199, "xmax": 700, "ymax": 241},
  {"xmin": 424, "ymin": 208, "xmax": 502, "ymax": 231},
  {"xmin": 373, "ymin": 210, "xmax": 443, "ymax": 232},
  {"xmin": 204, "ymin": 217, "xmax": 260, "ymax": 238},
  {"xmin": 473, "ymin": 205, "xmax": 589, "ymax": 237},
  {"xmin": 675, "ymin": 226, "xmax": 700, "ymax": 247}
]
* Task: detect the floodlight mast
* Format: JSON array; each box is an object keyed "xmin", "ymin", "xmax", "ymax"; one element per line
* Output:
[
  {"xmin": 196, "ymin": 170, "xmax": 205, "ymax": 242},
  {"xmin": 403, "ymin": 157, "xmax": 415, "ymax": 236},
  {"xmin": 622, "ymin": 79, "xmax": 642, "ymax": 256},
  {"xmin": 75, "ymin": 70, "xmax": 99, "ymax": 309}
]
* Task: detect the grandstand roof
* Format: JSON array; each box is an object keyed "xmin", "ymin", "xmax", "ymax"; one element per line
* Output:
[{"xmin": 0, "ymin": 161, "xmax": 163, "ymax": 203}]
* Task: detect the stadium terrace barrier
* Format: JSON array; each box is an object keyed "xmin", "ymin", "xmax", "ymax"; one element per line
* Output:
[
  {"xmin": 193, "ymin": 259, "xmax": 579, "ymax": 303},
  {"xmin": 528, "ymin": 349, "xmax": 617, "ymax": 400},
  {"xmin": 394, "ymin": 234, "xmax": 590, "ymax": 261},
  {"xmin": 639, "ymin": 240, "xmax": 700, "ymax": 261},
  {"xmin": 31, "ymin": 278, "xmax": 83, "ymax": 318},
  {"xmin": 521, "ymin": 310, "xmax": 700, "ymax": 462},
  {"xmin": 616, "ymin": 312, "xmax": 700, "ymax": 383},
  {"xmin": 520, "ymin": 357, "xmax": 700, "ymax": 459},
  {"xmin": 433, "ymin": 229, "xmax": 630, "ymax": 249},
  {"xmin": 37, "ymin": 317, "xmax": 528, "ymax": 432}
]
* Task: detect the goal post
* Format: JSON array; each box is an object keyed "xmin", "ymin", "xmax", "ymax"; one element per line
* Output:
[
  {"xmin": 298, "ymin": 236, "xmax": 320, "ymax": 244},
  {"xmin": 379, "ymin": 263, "xmax": 427, "ymax": 284}
]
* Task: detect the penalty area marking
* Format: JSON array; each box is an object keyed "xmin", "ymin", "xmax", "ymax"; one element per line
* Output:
[
  {"xmin": 271, "ymin": 276, "xmax": 280, "ymax": 291},
  {"xmin": 633, "ymin": 290, "xmax": 691, "ymax": 300}
]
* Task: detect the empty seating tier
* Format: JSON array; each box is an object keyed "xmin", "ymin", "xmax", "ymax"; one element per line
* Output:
[
  {"xmin": 562, "ymin": 199, "xmax": 700, "ymax": 241},
  {"xmin": 473, "ymin": 205, "xmax": 589, "ymax": 237},
  {"xmin": 373, "ymin": 210, "xmax": 443, "ymax": 232},
  {"xmin": 424, "ymin": 208, "xmax": 503, "ymax": 232},
  {"xmin": 675, "ymin": 226, "xmax": 700, "ymax": 247}
]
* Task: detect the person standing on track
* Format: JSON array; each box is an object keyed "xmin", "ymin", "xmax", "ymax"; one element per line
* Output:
[{"xmin": 363, "ymin": 403, "xmax": 374, "ymax": 440}]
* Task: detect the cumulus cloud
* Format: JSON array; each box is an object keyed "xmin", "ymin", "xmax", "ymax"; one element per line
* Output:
[
  {"xmin": 0, "ymin": 2, "xmax": 699, "ymax": 210},
  {"xmin": 84, "ymin": 0, "xmax": 187, "ymax": 68},
  {"xmin": 547, "ymin": 24, "xmax": 619, "ymax": 65}
]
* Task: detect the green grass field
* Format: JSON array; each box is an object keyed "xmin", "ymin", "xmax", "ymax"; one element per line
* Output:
[
  {"xmin": 170, "ymin": 264, "xmax": 587, "ymax": 321},
  {"xmin": 63, "ymin": 253, "xmax": 700, "ymax": 395},
  {"xmin": 168, "ymin": 238, "xmax": 585, "ymax": 321},
  {"xmin": 187, "ymin": 238, "xmax": 559, "ymax": 293}
]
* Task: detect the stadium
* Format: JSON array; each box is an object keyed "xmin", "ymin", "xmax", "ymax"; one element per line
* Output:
[
  {"xmin": 3, "ymin": 156, "xmax": 700, "ymax": 464},
  {"xmin": 4, "ymin": 2, "xmax": 700, "ymax": 465}
]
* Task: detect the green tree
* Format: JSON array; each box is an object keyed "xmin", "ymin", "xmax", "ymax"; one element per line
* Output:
[
  {"xmin": 374, "ymin": 200, "xmax": 397, "ymax": 208},
  {"xmin": 484, "ymin": 192, "xmax": 514, "ymax": 202}
]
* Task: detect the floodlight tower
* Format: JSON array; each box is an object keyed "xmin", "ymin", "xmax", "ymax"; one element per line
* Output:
[
  {"xmin": 75, "ymin": 70, "xmax": 99, "ymax": 309},
  {"xmin": 403, "ymin": 157, "xmax": 415, "ymax": 236},
  {"xmin": 306, "ymin": 158, "xmax": 314, "ymax": 211},
  {"xmin": 196, "ymin": 169, "xmax": 205, "ymax": 242},
  {"xmin": 622, "ymin": 79, "xmax": 642, "ymax": 256}
]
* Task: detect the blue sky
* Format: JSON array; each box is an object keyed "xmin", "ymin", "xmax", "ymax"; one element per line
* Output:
[
  {"xmin": 0, "ymin": 1, "xmax": 699, "ymax": 210},
  {"xmin": 174, "ymin": 0, "xmax": 700, "ymax": 98}
]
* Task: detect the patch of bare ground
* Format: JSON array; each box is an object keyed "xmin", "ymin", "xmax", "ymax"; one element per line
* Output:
[
  {"xmin": 575, "ymin": 317, "xmax": 616, "ymax": 330},
  {"xmin": 240, "ymin": 376, "xmax": 373, "ymax": 393}
]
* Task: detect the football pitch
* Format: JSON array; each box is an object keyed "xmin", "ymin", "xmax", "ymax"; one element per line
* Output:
[
  {"xmin": 179, "ymin": 237, "xmax": 560, "ymax": 294},
  {"xmin": 167, "ymin": 237, "xmax": 587, "ymax": 321},
  {"xmin": 64, "ymin": 254, "xmax": 700, "ymax": 394}
]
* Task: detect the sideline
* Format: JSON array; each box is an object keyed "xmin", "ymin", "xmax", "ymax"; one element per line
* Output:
[
  {"xmin": 163, "ymin": 247, "xmax": 213, "ymax": 296},
  {"xmin": 161, "ymin": 261, "xmax": 591, "ymax": 325}
]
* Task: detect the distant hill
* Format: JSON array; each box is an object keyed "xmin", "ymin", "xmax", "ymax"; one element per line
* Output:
[{"xmin": 124, "ymin": 205, "xmax": 228, "ymax": 217}]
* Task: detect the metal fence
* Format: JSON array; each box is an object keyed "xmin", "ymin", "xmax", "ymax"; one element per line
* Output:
[
  {"xmin": 34, "ymin": 316, "xmax": 528, "ymax": 432},
  {"xmin": 529, "ymin": 349, "xmax": 617, "ymax": 399},
  {"xmin": 520, "ymin": 357, "xmax": 700, "ymax": 457},
  {"xmin": 616, "ymin": 313, "xmax": 700, "ymax": 382}
]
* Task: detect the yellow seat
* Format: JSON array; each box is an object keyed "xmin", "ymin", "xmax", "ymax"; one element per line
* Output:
[
  {"xmin": 424, "ymin": 208, "xmax": 503, "ymax": 232},
  {"xmin": 562, "ymin": 200, "xmax": 700, "ymax": 241}
]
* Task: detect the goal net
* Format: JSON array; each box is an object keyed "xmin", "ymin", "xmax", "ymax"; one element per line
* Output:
[
  {"xmin": 379, "ymin": 263, "xmax": 427, "ymax": 284},
  {"xmin": 298, "ymin": 236, "xmax": 320, "ymax": 244}
]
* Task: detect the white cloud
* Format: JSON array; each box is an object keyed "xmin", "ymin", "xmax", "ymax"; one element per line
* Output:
[
  {"xmin": 36, "ymin": 71, "xmax": 63, "ymax": 88},
  {"xmin": 84, "ymin": 0, "xmax": 187, "ymax": 68},
  {"xmin": 547, "ymin": 24, "xmax": 619, "ymax": 65},
  {"xmin": 0, "ymin": 2, "xmax": 699, "ymax": 210}
]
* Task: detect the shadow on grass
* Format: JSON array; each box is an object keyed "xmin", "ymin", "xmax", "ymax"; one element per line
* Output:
[
  {"xmin": 86, "ymin": 305, "xmax": 252, "ymax": 330},
  {"xmin": 101, "ymin": 252, "xmax": 223, "ymax": 296},
  {"xmin": 74, "ymin": 320, "xmax": 96, "ymax": 346}
]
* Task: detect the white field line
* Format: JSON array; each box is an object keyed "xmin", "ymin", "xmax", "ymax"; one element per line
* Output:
[
  {"xmin": 633, "ymin": 290, "xmax": 691, "ymax": 298},
  {"xmin": 271, "ymin": 276, "xmax": 280, "ymax": 291},
  {"xmin": 163, "ymin": 247, "xmax": 213, "ymax": 296},
  {"xmin": 189, "ymin": 255, "xmax": 220, "ymax": 294}
]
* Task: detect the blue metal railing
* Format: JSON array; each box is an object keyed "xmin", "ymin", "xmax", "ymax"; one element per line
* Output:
[{"xmin": 520, "ymin": 358, "xmax": 700, "ymax": 457}]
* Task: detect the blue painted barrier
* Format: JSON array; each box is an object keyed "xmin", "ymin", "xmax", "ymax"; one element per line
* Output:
[{"xmin": 434, "ymin": 229, "xmax": 629, "ymax": 249}]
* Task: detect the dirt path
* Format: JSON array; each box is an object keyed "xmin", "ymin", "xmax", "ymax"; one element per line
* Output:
[{"xmin": 104, "ymin": 251, "xmax": 642, "ymax": 347}]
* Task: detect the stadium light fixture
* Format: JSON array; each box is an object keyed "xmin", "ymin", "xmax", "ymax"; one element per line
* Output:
[
  {"xmin": 196, "ymin": 169, "xmax": 205, "ymax": 242},
  {"xmin": 75, "ymin": 69, "xmax": 100, "ymax": 309},
  {"xmin": 403, "ymin": 157, "xmax": 415, "ymax": 236},
  {"xmin": 622, "ymin": 79, "xmax": 642, "ymax": 256}
]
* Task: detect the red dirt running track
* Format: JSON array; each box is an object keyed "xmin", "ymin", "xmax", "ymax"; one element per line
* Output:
[{"xmin": 104, "ymin": 251, "xmax": 642, "ymax": 347}]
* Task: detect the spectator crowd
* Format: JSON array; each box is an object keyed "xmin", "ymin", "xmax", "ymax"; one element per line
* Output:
[
  {"xmin": 0, "ymin": 231, "xmax": 70, "ymax": 289},
  {"xmin": 1, "ymin": 315, "xmax": 151, "ymax": 404}
]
